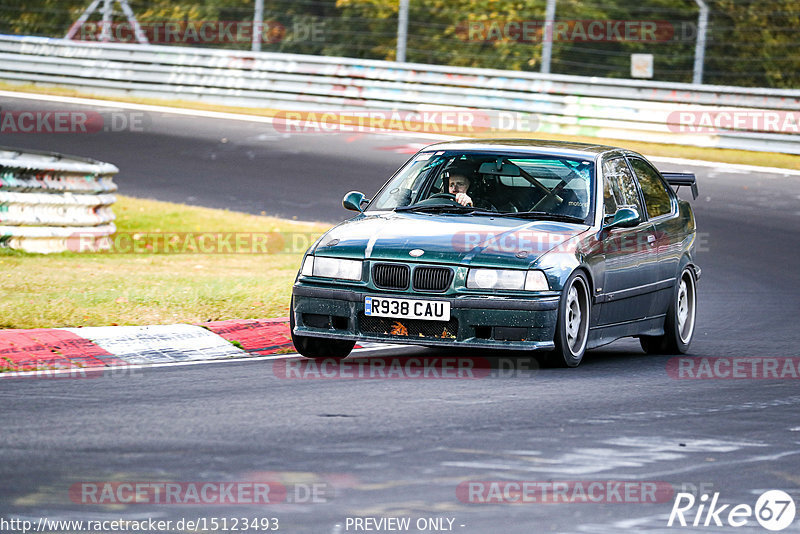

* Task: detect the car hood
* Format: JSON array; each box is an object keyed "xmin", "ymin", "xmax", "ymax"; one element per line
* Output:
[{"xmin": 313, "ymin": 211, "xmax": 589, "ymax": 269}]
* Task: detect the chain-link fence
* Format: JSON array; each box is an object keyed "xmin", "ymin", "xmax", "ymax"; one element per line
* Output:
[{"xmin": 1, "ymin": 0, "xmax": 798, "ymax": 88}]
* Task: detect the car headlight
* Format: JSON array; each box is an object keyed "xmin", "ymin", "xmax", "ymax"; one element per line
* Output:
[
  {"xmin": 304, "ymin": 256, "xmax": 363, "ymax": 281},
  {"xmin": 467, "ymin": 268, "xmax": 549, "ymax": 291}
]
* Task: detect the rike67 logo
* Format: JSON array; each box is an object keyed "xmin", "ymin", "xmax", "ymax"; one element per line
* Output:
[{"xmin": 668, "ymin": 490, "xmax": 796, "ymax": 531}]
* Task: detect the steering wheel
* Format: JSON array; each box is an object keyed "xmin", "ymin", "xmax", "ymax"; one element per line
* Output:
[{"xmin": 418, "ymin": 192, "xmax": 463, "ymax": 206}]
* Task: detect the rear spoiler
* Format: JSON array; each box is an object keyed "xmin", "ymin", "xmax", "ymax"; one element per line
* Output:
[{"xmin": 662, "ymin": 172, "xmax": 698, "ymax": 200}]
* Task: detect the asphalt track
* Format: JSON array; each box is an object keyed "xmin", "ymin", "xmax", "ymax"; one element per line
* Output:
[{"xmin": 2, "ymin": 94, "xmax": 800, "ymax": 533}]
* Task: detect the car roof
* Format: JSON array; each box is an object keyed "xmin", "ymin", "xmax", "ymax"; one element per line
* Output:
[{"xmin": 421, "ymin": 138, "xmax": 625, "ymax": 159}]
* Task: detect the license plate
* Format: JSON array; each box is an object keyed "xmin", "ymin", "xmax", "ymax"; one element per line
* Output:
[{"xmin": 364, "ymin": 296, "xmax": 450, "ymax": 321}]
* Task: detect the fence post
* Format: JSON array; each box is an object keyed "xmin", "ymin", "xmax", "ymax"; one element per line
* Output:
[{"xmin": 396, "ymin": 0, "xmax": 409, "ymax": 62}]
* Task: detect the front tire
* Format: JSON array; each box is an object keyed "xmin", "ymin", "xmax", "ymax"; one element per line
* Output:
[
  {"xmin": 548, "ymin": 271, "xmax": 591, "ymax": 368},
  {"xmin": 640, "ymin": 267, "xmax": 697, "ymax": 354},
  {"xmin": 290, "ymin": 297, "xmax": 355, "ymax": 360}
]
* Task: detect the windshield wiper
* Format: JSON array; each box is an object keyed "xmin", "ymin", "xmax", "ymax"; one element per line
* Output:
[
  {"xmin": 494, "ymin": 211, "xmax": 587, "ymax": 223},
  {"xmin": 395, "ymin": 204, "xmax": 478, "ymax": 213},
  {"xmin": 467, "ymin": 210, "xmax": 500, "ymax": 216}
]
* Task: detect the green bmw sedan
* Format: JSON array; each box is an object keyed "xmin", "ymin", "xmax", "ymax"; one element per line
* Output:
[{"xmin": 290, "ymin": 139, "xmax": 699, "ymax": 367}]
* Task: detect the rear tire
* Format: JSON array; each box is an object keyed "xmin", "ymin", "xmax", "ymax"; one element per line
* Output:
[
  {"xmin": 640, "ymin": 267, "xmax": 697, "ymax": 354},
  {"xmin": 290, "ymin": 297, "xmax": 355, "ymax": 360},
  {"xmin": 547, "ymin": 271, "xmax": 591, "ymax": 368}
]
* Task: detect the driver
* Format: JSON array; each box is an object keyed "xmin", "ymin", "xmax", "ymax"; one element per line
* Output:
[
  {"xmin": 444, "ymin": 166, "xmax": 494, "ymax": 210},
  {"xmin": 447, "ymin": 171, "xmax": 474, "ymax": 207}
]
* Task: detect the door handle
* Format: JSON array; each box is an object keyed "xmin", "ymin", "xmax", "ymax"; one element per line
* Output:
[{"xmin": 647, "ymin": 234, "xmax": 656, "ymax": 245}]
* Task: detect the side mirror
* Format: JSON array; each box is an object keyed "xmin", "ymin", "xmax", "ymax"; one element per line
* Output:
[
  {"xmin": 604, "ymin": 207, "xmax": 640, "ymax": 229},
  {"xmin": 342, "ymin": 190, "xmax": 368, "ymax": 212}
]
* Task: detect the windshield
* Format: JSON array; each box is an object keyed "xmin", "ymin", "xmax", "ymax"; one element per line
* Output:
[{"xmin": 368, "ymin": 151, "xmax": 595, "ymax": 221}]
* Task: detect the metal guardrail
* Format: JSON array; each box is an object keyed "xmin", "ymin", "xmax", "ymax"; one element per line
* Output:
[
  {"xmin": 0, "ymin": 146, "xmax": 117, "ymax": 253},
  {"xmin": 1, "ymin": 34, "xmax": 799, "ymax": 153}
]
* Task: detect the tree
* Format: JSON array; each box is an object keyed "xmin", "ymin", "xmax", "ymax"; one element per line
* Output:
[{"xmin": 1, "ymin": 0, "xmax": 798, "ymax": 87}]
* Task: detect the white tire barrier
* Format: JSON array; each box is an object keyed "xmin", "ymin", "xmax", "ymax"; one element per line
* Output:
[{"xmin": 0, "ymin": 146, "xmax": 118, "ymax": 253}]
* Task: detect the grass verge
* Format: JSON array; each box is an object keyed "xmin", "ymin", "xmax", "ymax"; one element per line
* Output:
[
  {"xmin": 0, "ymin": 195, "xmax": 329, "ymax": 329},
  {"xmin": 3, "ymin": 81, "xmax": 800, "ymax": 171}
]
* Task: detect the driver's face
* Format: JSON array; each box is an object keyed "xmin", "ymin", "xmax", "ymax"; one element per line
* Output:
[{"xmin": 448, "ymin": 175, "xmax": 470, "ymax": 194}]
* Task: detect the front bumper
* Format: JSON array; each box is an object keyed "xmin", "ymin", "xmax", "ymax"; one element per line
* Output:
[{"xmin": 292, "ymin": 285, "xmax": 559, "ymax": 351}]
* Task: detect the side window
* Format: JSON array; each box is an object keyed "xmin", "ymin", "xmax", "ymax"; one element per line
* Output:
[
  {"xmin": 603, "ymin": 170, "xmax": 620, "ymax": 216},
  {"xmin": 602, "ymin": 158, "xmax": 644, "ymax": 222},
  {"xmin": 628, "ymin": 158, "xmax": 673, "ymax": 218}
]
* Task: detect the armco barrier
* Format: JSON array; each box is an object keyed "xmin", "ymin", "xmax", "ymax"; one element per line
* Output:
[
  {"xmin": 0, "ymin": 146, "xmax": 117, "ymax": 253},
  {"xmin": 1, "ymin": 34, "xmax": 800, "ymax": 153}
]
